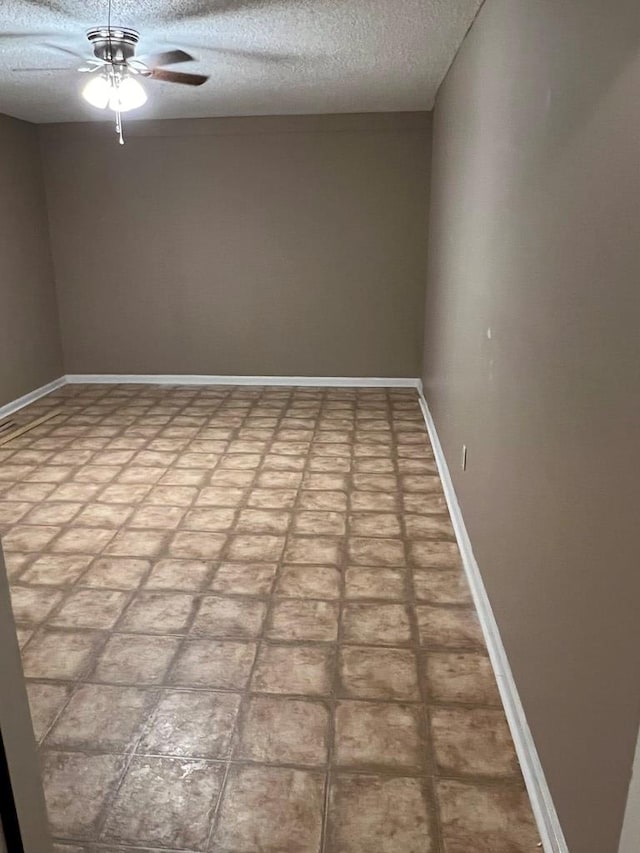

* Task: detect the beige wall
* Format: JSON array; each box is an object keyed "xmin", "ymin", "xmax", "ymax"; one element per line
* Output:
[
  {"xmin": 423, "ymin": 1, "xmax": 640, "ymax": 851},
  {"xmin": 39, "ymin": 112, "xmax": 430, "ymax": 378},
  {"xmin": 0, "ymin": 114, "xmax": 63, "ymax": 408}
]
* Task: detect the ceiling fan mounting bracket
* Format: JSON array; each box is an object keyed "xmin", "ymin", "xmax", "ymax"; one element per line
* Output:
[{"xmin": 86, "ymin": 27, "xmax": 140, "ymax": 64}]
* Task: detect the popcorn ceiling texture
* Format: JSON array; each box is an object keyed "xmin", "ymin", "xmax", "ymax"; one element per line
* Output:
[{"xmin": 0, "ymin": 0, "xmax": 482, "ymax": 122}]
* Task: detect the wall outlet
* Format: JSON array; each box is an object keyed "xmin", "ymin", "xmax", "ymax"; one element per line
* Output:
[{"xmin": 461, "ymin": 445, "xmax": 467, "ymax": 471}]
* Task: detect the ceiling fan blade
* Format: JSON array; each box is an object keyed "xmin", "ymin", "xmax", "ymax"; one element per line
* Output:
[
  {"xmin": 0, "ymin": 31, "xmax": 65, "ymax": 40},
  {"xmin": 11, "ymin": 66, "xmax": 75, "ymax": 73},
  {"xmin": 154, "ymin": 40, "xmax": 295, "ymax": 64},
  {"xmin": 135, "ymin": 49, "xmax": 195, "ymax": 69},
  {"xmin": 149, "ymin": 68, "xmax": 209, "ymax": 86},
  {"xmin": 39, "ymin": 42, "xmax": 86, "ymax": 60}
]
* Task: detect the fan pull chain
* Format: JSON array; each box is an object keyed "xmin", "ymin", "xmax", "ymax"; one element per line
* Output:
[{"xmin": 115, "ymin": 108, "xmax": 125, "ymax": 145}]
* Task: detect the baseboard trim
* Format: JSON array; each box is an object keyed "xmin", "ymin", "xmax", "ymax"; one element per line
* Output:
[
  {"xmin": 0, "ymin": 377, "xmax": 66, "ymax": 422},
  {"xmin": 64, "ymin": 374, "xmax": 422, "ymax": 389},
  {"xmin": 417, "ymin": 388, "xmax": 568, "ymax": 853}
]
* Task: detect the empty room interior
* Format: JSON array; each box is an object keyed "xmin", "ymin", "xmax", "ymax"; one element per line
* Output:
[{"xmin": 0, "ymin": 1, "xmax": 638, "ymax": 852}]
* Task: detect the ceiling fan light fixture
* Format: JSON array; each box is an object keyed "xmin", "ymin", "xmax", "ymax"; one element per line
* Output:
[
  {"xmin": 82, "ymin": 72, "xmax": 146, "ymax": 112},
  {"xmin": 81, "ymin": 73, "xmax": 110, "ymax": 109},
  {"xmin": 109, "ymin": 75, "xmax": 147, "ymax": 112}
]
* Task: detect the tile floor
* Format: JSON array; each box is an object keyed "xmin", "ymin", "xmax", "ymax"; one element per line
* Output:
[{"xmin": 0, "ymin": 384, "xmax": 541, "ymax": 852}]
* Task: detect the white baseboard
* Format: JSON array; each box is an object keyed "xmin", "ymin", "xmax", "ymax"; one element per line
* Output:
[
  {"xmin": 64, "ymin": 374, "xmax": 421, "ymax": 389},
  {"xmin": 0, "ymin": 377, "xmax": 66, "ymax": 422},
  {"xmin": 417, "ymin": 389, "xmax": 568, "ymax": 853}
]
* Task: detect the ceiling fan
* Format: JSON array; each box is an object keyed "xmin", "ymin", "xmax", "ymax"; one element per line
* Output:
[{"xmin": 9, "ymin": 0, "xmax": 210, "ymax": 144}]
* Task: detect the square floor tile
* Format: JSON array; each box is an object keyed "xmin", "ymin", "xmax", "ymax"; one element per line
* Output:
[
  {"xmin": 349, "ymin": 514, "xmax": 402, "ymax": 538},
  {"xmin": 251, "ymin": 643, "xmax": 333, "ymax": 696},
  {"xmin": 328, "ymin": 774, "xmax": 433, "ymax": 853},
  {"xmin": 342, "ymin": 603, "xmax": 412, "ymax": 646},
  {"xmin": 425, "ymin": 652, "xmax": 501, "ymax": 706},
  {"xmin": 74, "ymin": 503, "xmax": 134, "ymax": 528},
  {"xmin": 275, "ymin": 565, "xmax": 341, "ymax": 599},
  {"xmin": 430, "ymin": 707, "xmax": 519, "ymax": 778},
  {"xmin": 160, "ymin": 469, "xmax": 208, "ymax": 486},
  {"xmin": 352, "ymin": 474, "xmax": 397, "ymax": 492},
  {"xmin": 19, "ymin": 554, "xmax": 93, "ymax": 586},
  {"xmin": 5, "ymin": 483, "xmax": 57, "ymax": 502},
  {"xmin": 236, "ymin": 695, "xmax": 329, "ymax": 765},
  {"xmin": 99, "ymin": 484, "xmax": 151, "ymax": 504},
  {"xmin": 0, "ymin": 501, "xmax": 32, "ymax": 526},
  {"xmin": 235, "ymin": 508, "xmax": 291, "ymax": 534},
  {"xmin": 303, "ymin": 472, "xmax": 349, "ymax": 491},
  {"xmin": 413, "ymin": 570, "xmax": 472, "ymax": 605},
  {"xmin": 80, "ymin": 557, "xmax": 150, "ymax": 589},
  {"xmin": 191, "ymin": 596, "xmax": 266, "ymax": 638},
  {"xmin": 26, "ymin": 682, "xmax": 72, "ymax": 741},
  {"xmin": 46, "ymin": 684, "xmax": 152, "ymax": 751},
  {"xmin": 22, "ymin": 502, "xmax": 83, "ymax": 525},
  {"xmin": 268, "ymin": 599, "xmax": 339, "ymax": 642},
  {"xmin": 247, "ymin": 488, "xmax": 298, "ymax": 509},
  {"xmin": 117, "ymin": 592, "xmax": 195, "ymax": 634},
  {"xmin": 10, "ymin": 586, "xmax": 64, "ymax": 622},
  {"xmin": 146, "ymin": 485, "xmax": 198, "ymax": 506},
  {"xmin": 104, "ymin": 529, "xmax": 170, "ymax": 558},
  {"xmin": 408, "ymin": 541, "xmax": 461, "ymax": 570},
  {"xmin": 182, "ymin": 507, "xmax": 237, "ymax": 532},
  {"xmin": 101, "ymin": 756, "xmax": 224, "ymax": 849},
  {"xmin": 2, "ymin": 551, "xmax": 31, "ymax": 579},
  {"xmin": 284, "ymin": 536, "xmax": 341, "ymax": 566},
  {"xmin": 256, "ymin": 471, "xmax": 303, "ymax": 489},
  {"xmin": 91, "ymin": 633, "xmax": 181, "ymax": 684},
  {"xmin": 339, "ymin": 646, "xmax": 420, "ymax": 701},
  {"xmin": 22, "ymin": 629, "xmax": 104, "ymax": 680},
  {"xmin": 196, "ymin": 486, "xmax": 246, "ymax": 507},
  {"xmin": 298, "ymin": 490, "xmax": 347, "ymax": 512},
  {"xmin": 116, "ymin": 466, "xmax": 164, "ymax": 485},
  {"xmin": 168, "ymin": 639, "xmax": 256, "ymax": 689},
  {"xmin": 436, "ymin": 780, "xmax": 540, "ymax": 853},
  {"xmin": 416, "ymin": 606, "xmax": 485, "ymax": 649},
  {"xmin": 226, "ymin": 534, "xmax": 285, "ymax": 562},
  {"xmin": 347, "ymin": 537, "xmax": 405, "ymax": 567},
  {"xmin": 405, "ymin": 514, "xmax": 455, "ymax": 540},
  {"xmin": 51, "ymin": 527, "xmax": 116, "ymax": 554},
  {"xmin": 169, "ymin": 530, "xmax": 227, "ymax": 560},
  {"xmin": 210, "ymin": 562, "xmax": 277, "ymax": 596},
  {"xmin": 334, "ymin": 700, "xmax": 423, "ymax": 771},
  {"xmin": 293, "ymin": 511, "xmax": 346, "ymax": 536},
  {"xmin": 128, "ymin": 504, "xmax": 186, "ymax": 529},
  {"xmin": 42, "ymin": 751, "xmax": 125, "ymax": 839},
  {"xmin": 350, "ymin": 491, "xmax": 399, "ymax": 512},
  {"xmin": 144, "ymin": 559, "xmax": 211, "ymax": 590},
  {"xmin": 138, "ymin": 689, "xmax": 241, "ymax": 758},
  {"xmin": 403, "ymin": 493, "xmax": 447, "ymax": 514},
  {"xmin": 344, "ymin": 567, "xmax": 406, "ymax": 600},
  {"xmin": 211, "ymin": 470, "xmax": 255, "ymax": 488},
  {"xmin": 49, "ymin": 589, "xmax": 130, "ymax": 629},
  {"xmin": 214, "ymin": 765, "xmax": 324, "ymax": 853},
  {"xmin": 74, "ymin": 466, "xmax": 121, "ymax": 483},
  {"xmin": 3, "ymin": 525, "xmax": 61, "ymax": 551}
]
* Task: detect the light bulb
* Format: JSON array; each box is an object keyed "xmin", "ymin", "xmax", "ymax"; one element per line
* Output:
[
  {"xmin": 82, "ymin": 73, "xmax": 147, "ymax": 113},
  {"xmin": 109, "ymin": 76, "xmax": 147, "ymax": 112},
  {"xmin": 82, "ymin": 74, "xmax": 111, "ymax": 109}
]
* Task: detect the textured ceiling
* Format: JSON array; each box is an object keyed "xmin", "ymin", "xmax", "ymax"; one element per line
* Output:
[{"xmin": 0, "ymin": 0, "xmax": 482, "ymax": 123}]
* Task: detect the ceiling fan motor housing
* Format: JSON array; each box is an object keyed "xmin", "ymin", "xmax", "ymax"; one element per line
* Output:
[{"xmin": 87, "ymin": 27, "xmax": 139, "ymax": 65}]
